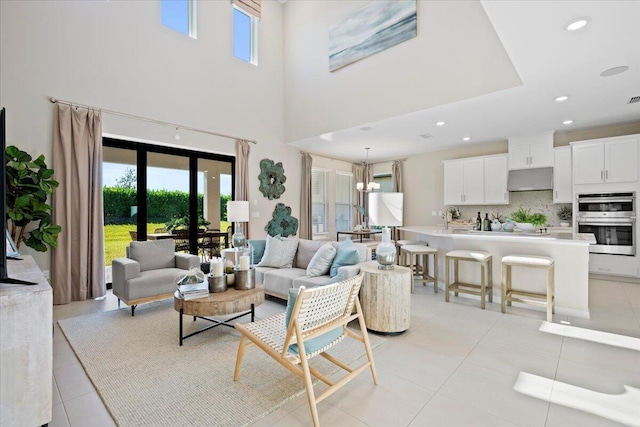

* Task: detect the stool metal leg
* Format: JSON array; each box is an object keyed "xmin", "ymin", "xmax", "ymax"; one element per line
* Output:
[
  {"xmin": 445, "ymin": 256, "xmax": 450, "ymax": 303},
  {"xmin": 506, "ymin": 264, "xmax": 512, "ymax": 306},
  {"xmin": 454, "ymin": 260, "xmax": 459, "ymax": 297},
  {"xmin": 433, "ymin": 253, "xmax": 438, "ymax": 293},
  {"xmin": 488, "ymin": 259, "xmax": 493, "ymax": 303},
  {"xmin": 547, "ymin": 266, "xmax": 554, "ymax": 322},
  {"xmin": 501, "ymin": 263, "xmax": 508, "ymax": 314},
  {"xmin": 480, "ymin": 262, "xmax": 486, "ymax": 310}
]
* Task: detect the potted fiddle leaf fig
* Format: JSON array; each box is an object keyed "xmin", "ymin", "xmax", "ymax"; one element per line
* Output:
[{"xmin": 5, "ymin": 145, "xmax": 62, "ymax": 251}]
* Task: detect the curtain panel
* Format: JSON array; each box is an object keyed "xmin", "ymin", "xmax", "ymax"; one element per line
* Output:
[
  {"xmin": 299, "ymin": 152, "xmax": 313, "ymax": 239},
  {"xmin": 51, "ymin": 104, "xmax": 105, "ymax": 304},
  {"xmin": 235, "ymin": 139, "xmax": 251, "ymax": 239},
  {"xmin": 392, "ymin": 160, "xmax": 404, "ymax": 241}
]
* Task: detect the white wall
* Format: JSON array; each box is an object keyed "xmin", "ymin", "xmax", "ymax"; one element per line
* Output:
[
  {"xmin": 283, "ymin": 0, "xmax": 521, "ymax": 142},
  {"xmin": 0, "ymin": 0, "xmax": 299, "ymax": 272}
]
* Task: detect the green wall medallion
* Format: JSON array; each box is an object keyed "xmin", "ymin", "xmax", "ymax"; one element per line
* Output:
[
  {"xmin": 258, "ymin": 158, "xmax": 286, "ymax": 200},
  {"xmin": 265, "ymin": 203, "xmax": 298, "ymax": 237}
]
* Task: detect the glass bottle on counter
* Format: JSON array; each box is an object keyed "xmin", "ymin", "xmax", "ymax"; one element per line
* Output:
[
  {"xmin": 475, "ymin": 212, "xmax": 482, "ymax": 231},
  {"xmin": 483, "ymin": 213, "xmax": 490, "ymax": 231}
]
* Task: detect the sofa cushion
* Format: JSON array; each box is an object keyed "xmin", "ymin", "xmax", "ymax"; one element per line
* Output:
[
  {"xmin": 124, "ymin": 267, "xmax": 185, "ymax": 300},
  {"xmin": 295, "ymin": 240, "xmax": 327, "ymax": 269},
  {"xmin": 258, "ymin": 235, "xmax": 299, "ymax": 268},
  {"xmin": 248, "ymin": 239, "xmax": 266, "ymax": 264},
  {"xmin": 306, "ymin": 243, "xmax": 336, "ymax": 277},
  {"xmin": 293, "ymin": 272, "xmax": 346, "ymax": 289},
  {"xmin": 263, "ymin": 268, "xmax": 307, "ymax": 297},
  {"xmin": 330, "ymin": 240, "xmax": 360, "ymax": 277},
  {"xmin": 285, "ymin": 287, "xmax": 343, "ymax": 356},
  {"xmin": 129, "ymin": 240, "xmax": 175, "ymax": 272},
  {"xmin": 254, "ymin": 266, "xmax": 276, "ymax": 286},
  {"xmin": 331, "ymin": 241, "xmax": 368, "ymax": 262}
]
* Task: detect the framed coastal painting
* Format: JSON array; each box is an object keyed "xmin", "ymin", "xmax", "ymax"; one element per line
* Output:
[{"xmin": 329, "ymin": 0, "xmax": 417, "ymax": 72}]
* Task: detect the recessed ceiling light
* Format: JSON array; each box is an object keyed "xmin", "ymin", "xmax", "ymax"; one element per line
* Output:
[
  {"xmin": 600, "ymin": 66, "xmax": 629, "ymax": 77},
  {"xmin": 360, "ymin": 126, "xmax": 373, "ymax": 131},
  {"xmin": 564, "ymin": 16, "xmax": 591, "ymax": 31},
  {"xmin": 419, "ymin": 133, "xmax": 432, "ymax": 139},
  {"xmin": 463, "ymin": 137, "xmax": 471, "ymax": 141},
  {"xmin": 555, "ymin": 95, "xmax": 569, "ymax": 102},
  {"xmin": 563, "ymin": 120, "xmax": 574, "ymax": 125},
  {"xmin": 436, "ymin": 121, "xmax": 446, "ymax": 126}
]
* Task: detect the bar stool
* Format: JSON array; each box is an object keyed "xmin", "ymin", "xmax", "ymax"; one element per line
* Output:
[
  {"xmin": 445, "ymin": 250, "xmax": 493, "ymax": 309},
  {"xmin": 396, "ymin": 240, "xmax": 427, "ymax": 268},
  {"xmin": 400, "ymin": 245, "xmax": 438, "ymax": 293},
  {"xmin": 501, "ymin": 254, "xmax": 554, "ymax": 321}
]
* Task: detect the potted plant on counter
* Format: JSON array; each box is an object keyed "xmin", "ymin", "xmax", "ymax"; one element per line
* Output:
[
  {"xmin": 510, "ymin": 207, "xmax": 547, "ymax": 232},
  {"xmin": 557, "ymin": 206, "xmax": 572, "ymax": 227}
]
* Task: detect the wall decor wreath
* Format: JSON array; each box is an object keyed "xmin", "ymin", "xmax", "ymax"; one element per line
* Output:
[
  {"xmin": 265, "ymin": 203, "xmax": 298, "ymax": 237},
  {"xmin": 258, "ymin": 158, "xmax": 286, "ymax": 200}
]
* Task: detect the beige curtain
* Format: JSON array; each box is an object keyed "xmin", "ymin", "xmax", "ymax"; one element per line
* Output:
[
  {"xmin": 392, "ymin": 160, "xmax": 404, "ymax": 241},
  {"xmin": 299, "ymin": 152, "xmax": 313, "ymax": 239},
  {"xmin": 352, "ymin": 163, "xmax": 364, "ymax": 227},
  {"xmin": 51, "ymin": 104, "xmax": 105, "ymax": 304},
  {"xmin": 235, "ymin": 139, "xmax": 251, "ymax": 239}
]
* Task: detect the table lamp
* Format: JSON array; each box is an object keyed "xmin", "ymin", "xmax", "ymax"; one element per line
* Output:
[
  {"xmin": 368, "ymin": 192, "xmax": 403, "ymax": 270},
  {"xmin": 227, "ymin": 201, "xmax": 249, "ymax": 249}
]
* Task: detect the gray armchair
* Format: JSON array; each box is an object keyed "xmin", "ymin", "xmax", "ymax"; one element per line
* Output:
[{"xmin": 112, "ymin": 239, "xmax": 200, "ymax": 316}]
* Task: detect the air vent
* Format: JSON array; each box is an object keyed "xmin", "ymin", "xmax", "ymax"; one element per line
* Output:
[
  {"xmin": 419, "ymin": 133, "xmax": 432, "ymax": 139},
  {"xmin": 629, "ymin": 96, "xmax": 640, "ymax": 104}
]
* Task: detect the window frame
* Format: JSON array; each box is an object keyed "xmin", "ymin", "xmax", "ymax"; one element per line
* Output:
[
  {"xmin": 161, "ymin": 0, "xmax": 197, "ymax": 39},
  {"xmin": 232, "ymin": 5, "xmax": 259, "ymax": 65},
  {"xmin": 311, "ymin": 167, "xmax": 329, "ymax": 238},
  {"xmin": 335, "ymin": 171, "xmax": 354, "ymax": 233}
]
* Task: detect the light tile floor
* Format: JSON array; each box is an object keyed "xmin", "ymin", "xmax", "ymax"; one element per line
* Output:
[{"xmin": 51, "ymin": 278, "xmax": 640, "ymax": 427}]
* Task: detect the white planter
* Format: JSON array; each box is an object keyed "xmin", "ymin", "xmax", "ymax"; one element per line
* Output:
[
  {"xmin": 560, "ymin": 222, "xmax": 570, "ymax": 227},
  {"xmin": 515, "ymin": 222, "xmax": 535, "ymax": 232}
]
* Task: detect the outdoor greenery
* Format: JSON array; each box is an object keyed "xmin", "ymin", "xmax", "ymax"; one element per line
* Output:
[
  {"xmin": 510, "ymin": 207, "xmax": 547, "ymax": 227},
  {"xmin": 5, "ymin": 145, "xmax": 61, "ymax": 251}
]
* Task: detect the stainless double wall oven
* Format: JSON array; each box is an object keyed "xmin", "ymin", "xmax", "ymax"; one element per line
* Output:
[{"xmin": 577, "ymin": 192, "xmax": 636, "ymax": 256}]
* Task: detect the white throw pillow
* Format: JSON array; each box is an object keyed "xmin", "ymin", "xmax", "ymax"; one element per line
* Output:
[
  {"xmin": 306, "ymin": 243, "xmax": 337, "ymax": 277},
  {"xmin": 257, "ymin": 235, "xmax": 299, "ymax": 268}
]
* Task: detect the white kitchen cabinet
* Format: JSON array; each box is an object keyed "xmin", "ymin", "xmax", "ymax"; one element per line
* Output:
[
  {"xmin": 484, "ymin": 155, "xmax": 509, "ymax": 204},
  {"xmin": 443, "ymin": 158, "xmax": 484, "ymax": 205},
  {"xmin": 553, "ymin": 147, "xmax": 572, "ymax": 203},
  {"xmin": 572, "ymin": 136, "xmax": 638, "ymax": 185},
  {"xmin": 508, "ymin": 132, "xmax": 554, "ymax": 170}
]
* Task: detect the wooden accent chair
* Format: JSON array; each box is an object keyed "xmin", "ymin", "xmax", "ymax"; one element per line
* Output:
[{"xmin": 233, "ymin": 274, "xmax": 378, "ymax": 427}]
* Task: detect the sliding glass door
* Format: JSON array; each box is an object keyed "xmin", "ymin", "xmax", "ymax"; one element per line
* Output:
[{"xmin": 102, "ymin": 138, "xmax": 234, "ymax": 267}]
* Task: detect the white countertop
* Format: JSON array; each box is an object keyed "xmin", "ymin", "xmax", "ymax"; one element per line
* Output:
[{"xmin": 399, "ymin": 226, "xmax": 596, "ymax": 245}]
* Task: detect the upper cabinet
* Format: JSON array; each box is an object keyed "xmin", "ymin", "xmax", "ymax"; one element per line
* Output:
[
  {"xmin": 443, "ymin": 158, "xmax": 484, "ymax": 205},
  {"xmin": 443, "ymin": 154, "xmax": 508, "ymax": 205},
  {"xmin": 553, "ymin": 147, "xmax": 572, "ymax": 203},
  {"xmin": 572, "ymin": 136, "xmax": 638, "ymax": 185},
  {"xmin": 484, "ymin": 155, "xmax": 509, "ymax": 204},
  {"xmin": 508, "ymin": 132, "xmax": 554, "ymax": 170}
]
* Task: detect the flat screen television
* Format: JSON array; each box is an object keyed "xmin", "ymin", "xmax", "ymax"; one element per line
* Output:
[{"xmin": 1, "ymin": 107, "xmax": 35, "ymax": 285}]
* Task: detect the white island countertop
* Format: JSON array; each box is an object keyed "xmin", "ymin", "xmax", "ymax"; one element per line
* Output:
[
  {"xmin": 399, "ymin": 226, "xmax": 596, "ymax": 245},
  {"xmin": 398, "ymin": 225, "xmax": 593, "ymax": 319}
]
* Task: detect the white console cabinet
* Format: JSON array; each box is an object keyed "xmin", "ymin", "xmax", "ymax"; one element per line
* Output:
[
  {"xmin": 572, "ymin": 135, "xmax": 638, "ymax": 185},
  {"xmin": 0, "ymin": 256, "xmax": 52, "ymax": 427}
]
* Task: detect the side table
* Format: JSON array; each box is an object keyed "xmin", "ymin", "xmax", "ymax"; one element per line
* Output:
[{"xmin": 359, "ymin": 261, "xmax": 412, "ymax": 335}]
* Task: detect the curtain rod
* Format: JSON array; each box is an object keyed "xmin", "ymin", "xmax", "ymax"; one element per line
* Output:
[{"xmin": 49, "ymin": 97, "xmax": 257, "ymax": 144}]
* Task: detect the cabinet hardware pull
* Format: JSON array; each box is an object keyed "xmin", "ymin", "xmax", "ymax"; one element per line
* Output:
[
  {"xmin": 601, "ymin": 170, "xmax": 604, "ymax": 179},
  {"xmin": 556, "ymin": 190, "xmax": 558, "ymax": 198},
  {"xmin": 606, "ymin": 170, "xmax": 609, "ymax": 180}
]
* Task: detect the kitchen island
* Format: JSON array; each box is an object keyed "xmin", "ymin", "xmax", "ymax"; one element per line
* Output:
[{"xmin": 399, "ymin": 226, "xmax": 596, "ymax": 319}]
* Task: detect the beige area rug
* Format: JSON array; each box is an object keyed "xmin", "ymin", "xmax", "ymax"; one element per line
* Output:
[{"xmin": 58, "ymin": 300, "xmax": 385, "ymax": 427}]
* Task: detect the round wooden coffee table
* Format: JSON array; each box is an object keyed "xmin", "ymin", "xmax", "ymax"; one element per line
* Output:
[{"xmin": 173, "ymin": 286, "xmax": 265, "ymax": 345}]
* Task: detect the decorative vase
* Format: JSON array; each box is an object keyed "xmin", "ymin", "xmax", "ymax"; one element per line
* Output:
[
  {"xmin": 502, "ymin": 219, "xmax": 515, "ymax": 232},
  {"xmin": 560, "ymin": 222, "xmax": 570, "ymax": 227},
  {"xmin": 515, "ymin": 222, "xmax": 535, "ymax": 232},
  {"xmin": 490, "ymin": 219, "xmax": 502, "ymax": 231},
  {"xmin": 376, "ymin": 228, "xmax": 396, "ymax": 270}
]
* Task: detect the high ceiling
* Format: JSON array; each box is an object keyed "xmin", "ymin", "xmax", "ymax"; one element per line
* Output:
[{"xmin": 289, "ymin": 1, "xmax": 640, "ymax": 162}]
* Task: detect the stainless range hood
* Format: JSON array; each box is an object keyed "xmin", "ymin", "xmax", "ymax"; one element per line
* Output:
[{"xmin": 507, "ymin": 167, "xmax": 554, "ymax": 191}]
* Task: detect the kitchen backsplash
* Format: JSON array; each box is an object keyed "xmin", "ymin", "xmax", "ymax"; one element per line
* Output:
[{"xmin": 454, "ymin": 190, "xmax": 572, "ymax": 226}]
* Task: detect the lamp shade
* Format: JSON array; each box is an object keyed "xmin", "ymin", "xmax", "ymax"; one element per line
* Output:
[
  {"xmin": 227, "ymin": 201, "xmax": 250, "ymax": 222},
  {"xmin": 368, "ymin": 192, "xmax": 403, "ymax": 226}
]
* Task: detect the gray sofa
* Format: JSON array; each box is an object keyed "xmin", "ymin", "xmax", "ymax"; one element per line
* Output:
[
  {"xmin": 112, "ymin": 239, "xmax": 200, "ymax": 316},
  {"xmin": 254, "ymin": 239, "xmax": 371, "ymax": 300}
]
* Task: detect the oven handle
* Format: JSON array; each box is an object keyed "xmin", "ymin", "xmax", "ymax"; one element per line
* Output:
[
  {"xmin": 578, "ymin": 198, "xmax": 634, "ymax": 203},
  {"xmin": 578, "ymin": 222, "xmax": 634, "ymax": 227}
]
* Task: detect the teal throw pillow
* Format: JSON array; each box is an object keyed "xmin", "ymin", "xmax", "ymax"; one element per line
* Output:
[
  {"xmin": 330, "ymin": 240, "xmax": 360, "ymax": 278},
  {"xmin": 248, "ymin": 239, "xmax": 266, "ymax": 265},
  {"xmin": 285, "ymin": 287, "xmax": 343, "ymax": 355},
  {"xmin": 323, "ymin": 272, "xmax": 346, "ymax": 285}
]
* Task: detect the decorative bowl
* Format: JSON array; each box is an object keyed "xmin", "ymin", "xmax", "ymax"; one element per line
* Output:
[
  {"xmin": 490, "ymin": 222, "xmax": 502, "ymax": 232},
  {"xmin": 515, "ymin": 222, "xmax": 535, "ymax": 232},
  {"xmin": 560, "ymin": 222, "xmax": 570, "ymax": 227}
]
